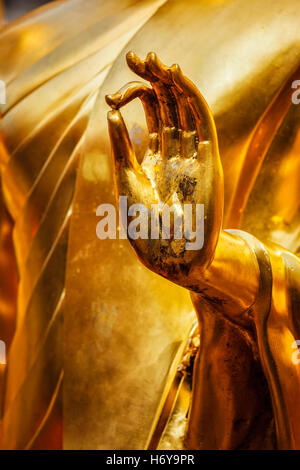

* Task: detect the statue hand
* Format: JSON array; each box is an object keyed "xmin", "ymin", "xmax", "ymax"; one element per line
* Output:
[{"xmin": 106, "ymin": 52, "xmax": 223, "ymax": 284}]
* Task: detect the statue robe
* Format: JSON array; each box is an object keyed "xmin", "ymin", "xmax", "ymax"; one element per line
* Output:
[{"xmin": 239, "ymin": 230, "xmax": 300, "ymax": 449}]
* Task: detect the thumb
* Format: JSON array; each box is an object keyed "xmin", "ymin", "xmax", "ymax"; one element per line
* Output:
[{"xmin": 107, "ymin": 109, "xmax": 137, "ymax": 170}]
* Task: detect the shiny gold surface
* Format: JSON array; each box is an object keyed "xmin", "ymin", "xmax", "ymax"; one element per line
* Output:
[
  {"xmin": 0, "ymin": 0, "xmax": 179, "ymax": 450},
  {"xmin": 0, "ymin": 0, "xmax": 299, "ymax": 450},
  {"xmin": 107, "ymin": 52, "xmax": 300, "ymax": 449}
]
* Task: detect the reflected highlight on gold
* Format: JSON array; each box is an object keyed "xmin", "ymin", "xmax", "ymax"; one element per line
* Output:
[{"xmin": 0, "ymin": 0, "xmax": 299, "ymax": 450}]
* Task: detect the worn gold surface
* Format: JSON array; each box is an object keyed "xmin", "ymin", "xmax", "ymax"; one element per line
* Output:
[{"xmin": 0, "ymin": 0, "xmax": 299, "ymax": 450}]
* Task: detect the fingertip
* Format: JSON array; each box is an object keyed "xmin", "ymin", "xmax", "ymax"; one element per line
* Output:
[
  {"xmin": 147, "ymin": 52, "xmax": 164, "ymax": 71},
  {"xmin": 105, "ymin": 94, "xmax": 120, "ymax": 109},
  {"xmin": 171, "ymin": 63, "xmax": 183, "ymax": 83},
  {"xmin": 146, "ymin": 53, "xmax": 158, "ymax": 75},
  {"xmin": 146, "ymin": 52, "xmax": 171, "ymax": 82},
  {"xmin": 126, "ymin": 51, "xmax": 150, "ymax": 79},
  {"xmin": 126, "ymin": 50, "xmax": 139, "ymax": 67},
  {"xmin": 146, "ymin": 51, "xmax": 157, "ymax": 63},
  {"xmin": 126, "ymin": 50, "xmax": 136, "ymax": 60},
  {"xmin": 107, "ymin": 109, "xmax": 121, "ymax": 124},
  {"xmin": 171, "ymin": 63, "xmax": 181, "ymax": 74}
]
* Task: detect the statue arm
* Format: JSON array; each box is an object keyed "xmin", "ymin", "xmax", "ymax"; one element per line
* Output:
[{"xmin": 106, "ymin": 52, "xmax": 261, "ymax": 324}]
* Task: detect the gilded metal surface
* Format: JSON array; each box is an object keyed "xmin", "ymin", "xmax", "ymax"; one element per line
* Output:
[
  {"xmin": 0, "ymin": 0, "xmax": 299, "ymax": 450},
  {"xmin": 0, "ymin": 0, "xmax": 169, "ymax": 449},
  {"xmin": 107, "ymin": 52, "xmax": 300, "ymax": 449}
]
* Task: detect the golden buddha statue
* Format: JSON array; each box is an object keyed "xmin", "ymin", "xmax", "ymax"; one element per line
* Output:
[{"xmin": 0, "ymin": 0, "xmax": 299, "ymax": 450}]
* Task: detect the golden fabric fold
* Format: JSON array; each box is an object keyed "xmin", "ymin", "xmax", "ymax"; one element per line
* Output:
[{"xmin": 0, "ymin": 0, "xmax": 299, "ymax": 449}]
